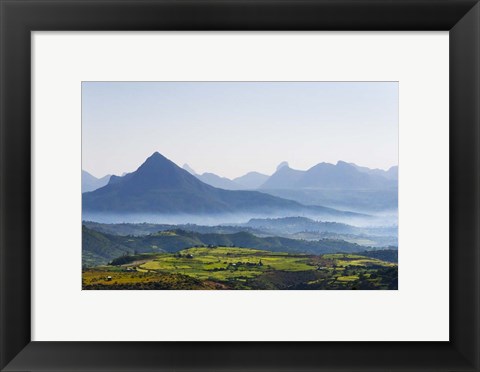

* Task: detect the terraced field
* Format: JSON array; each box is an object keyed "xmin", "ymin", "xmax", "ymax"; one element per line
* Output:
[
  {"xmin": 138, "ymin": 247, "xmax": 315, "ymax": 280},
  {"xmin": 82, "ymin": 247, "xmax": 398, "ymax": 290}
]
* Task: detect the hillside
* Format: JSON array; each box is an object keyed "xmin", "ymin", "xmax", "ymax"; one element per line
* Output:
[
  {"xmin": 83, "ymin": 219, "xmax": 398, "ymax": 250},
  {"xmin": 82, "ymin": 226, "xmax": 376, "ymax": 266},
  {"xmin": 82, "ymin": 226, "xmax": 135, "ymax": 267}
]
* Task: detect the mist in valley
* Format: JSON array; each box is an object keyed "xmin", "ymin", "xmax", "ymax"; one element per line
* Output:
[{"xmin": 83, "ymin": 203, "xmax": 398, "ymax": 250}]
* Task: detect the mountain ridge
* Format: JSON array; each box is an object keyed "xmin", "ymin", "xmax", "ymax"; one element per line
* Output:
[
  {"xmin": 82, "ymin": 170, "xmax": 111, "ymax": 193},
  {"xmin": 260, "ymin": 161, "xmax": 396, "ymax": 190},
  {"xmin": 82, "ymin": 225, "xmax": 378, "ymax": 266},
  {"xmin": 82, "ymin": 152, "xmax": 359, "ymax": 217}
]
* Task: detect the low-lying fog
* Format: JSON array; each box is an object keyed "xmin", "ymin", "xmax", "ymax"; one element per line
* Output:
[{"xmin": 82, "ymin": 210, "xmax": 398, "ymax": 229}]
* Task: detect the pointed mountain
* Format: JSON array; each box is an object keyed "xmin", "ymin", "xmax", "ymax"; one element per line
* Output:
[
  {"xmin": 83, "ymin": 152, "xmax": 355, "ymax": 216},
  {"xmin": 233, "ymin": 171, "xmax": 269, "ymax": 189},
  {"xmin": 82, "ymin": 170, "xmax": 111, "ymax": 193},
  {"xmin": 276, "ymin": 161, "xmax": 289, "ymax": 171}
]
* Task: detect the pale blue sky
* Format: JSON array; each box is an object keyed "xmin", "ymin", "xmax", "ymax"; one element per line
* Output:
[{"xmin": 82, "ymin": 82, "xmax": 398, "ymax": 179}]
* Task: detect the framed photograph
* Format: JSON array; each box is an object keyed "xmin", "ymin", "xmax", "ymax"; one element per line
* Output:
[
  {"xmin": 81, "ymin": 80, "xmax": 400, "ymax": 291},
  {"xmin": 1, "ymin": 0, "xmax": 479, "ymax": 371}
]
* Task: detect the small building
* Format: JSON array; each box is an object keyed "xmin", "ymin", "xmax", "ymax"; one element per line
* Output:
[{"xmin": 106, "ymin": 276, "xmax": 112, "ymax": 281}]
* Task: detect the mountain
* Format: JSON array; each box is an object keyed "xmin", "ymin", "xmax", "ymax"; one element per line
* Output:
[
  {"xmin": 259, "ymin": 163, "xmax": 304, "ymax": 189},
  {"xmin": 260, "ymin": 161, "xmax": 396, "ymax": 190},
  {"xmin": 82, "ymin": 170, "xmax": 111, "ymax": 192},
  {"xmin": 385, "ymin": 166, "xmax": 398, "ymax": 180},
  {"xmin": 350, "ymin": 163, "xmax": 398, "ymax": 181},
  {"xmin": 233, "ymin": 171, "xmax": 269, "ymax": 189},
  {"xmin": 196, "ymin": 172, "xmax": 244, "ymax": 190},
  {"xmin": 183, "ymin": 164, "xmax": 251, "ymax": 190},
  {"xmin": 242, "ymin": 216, "xmax": 362, "ymax": 235},
  {"xmin": 82, "ymin": 225, "xmax": 133, "ymax": 267},
  {"xmin": 261, "ymin": 187, "xmax": 398, "ymax": 213},
  {"xmin": 82, "ymin": 152, "xmax": 355, "ymax": 216},
  {"xmin": 276, "ymin": 161, "xmax": 289, "ymax": 171},
  {"xmin": 240, "ymin": 216, "xmax": 397, "ymax": 237},
  {"xmin": 107, "ymin": 171, "xmax": 136, "ymax": 186},
  {"xmin": 297, "ymin": 161, "xmax": 393, "ymax": 189}
]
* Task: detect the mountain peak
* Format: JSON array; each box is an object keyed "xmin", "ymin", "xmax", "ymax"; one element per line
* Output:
[
  {"xmin": 138, "ymin": 152, "xmax": 174, "ymax": 169},
  {"xmin": 336, "ymin": 160, "xmax": 355, "ymax": 169},
  {"xmin": 115, "ymin": 151, "xmax": 207, "ymax": 193},
  {"xmin": 276, "ymin": 161, "xmax": 289, "ymax": 171},
  {"xmin": 146, "ymin": 151, "xmax": 165, "ymax": 161}
]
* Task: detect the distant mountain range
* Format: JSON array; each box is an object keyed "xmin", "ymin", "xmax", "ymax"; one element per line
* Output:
[
  {"xmin": 261, "ymin": 161, "xmax": 397, "ymax": 190},
  {"xmin": 83, "ymin": 153, "xmax": 397, "ymax": 215},
  {"xmin": 233, "ymin": 172, "xmax": 269, "ymax": 189},
  {"xmin": 182, "ymin": 164, "xmax": 268, "ymax": 190},
  {"xmin": 258, "ymin": 161, "xmax": 397, "ymax": 212},
  {"xmin": 180, "ymin": 160, "xmax": 397, "ymax": 191},
  {"xmin": 86, "ymin": 159, "xmax": 397, "ymax": 194},
  {"xmin": 350, "ymin": 163, "xmax": 398, "ymax": 181},
  {"xmin": 242, "ymin": 216, "xmax": 364, "ymax": 235},
  {"xmin": 83, "ymin": 152, "xmax": 358, "ymax": 217},
  {"xmin": 196, "ymin": 172, "xmax": 243, "ymax": 190},
  {"xmin": 261, "ymin": 164, "xmax": 304, "ymax": 189},
  {"xmin": 81, "ymin": 170, "xmax": 111, "ymax": 192},
  {"xmin": 239, "ymin": 216, "xmax": 397, "ymax": 237}
]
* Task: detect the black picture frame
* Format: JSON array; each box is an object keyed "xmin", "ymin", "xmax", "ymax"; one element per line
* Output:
[{"xmin": 1, "ymin": 0, "xmax": 479, "ymax": 371}]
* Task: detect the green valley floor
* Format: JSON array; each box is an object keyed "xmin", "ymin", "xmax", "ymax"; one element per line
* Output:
[{"xmin": 82, "ymin": 247, "xmax": 398, "ymax": 290}]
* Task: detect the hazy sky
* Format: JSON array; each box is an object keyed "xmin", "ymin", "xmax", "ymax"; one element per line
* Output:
[{"xmin": 82, "ymin": 82, "xmax": 398, "ymax": 179}]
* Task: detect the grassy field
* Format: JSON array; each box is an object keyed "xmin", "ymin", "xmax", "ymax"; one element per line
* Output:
[{"xmin": 83, "ymin": 247, "xmax": 397, "ymax": 290}]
